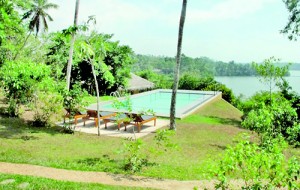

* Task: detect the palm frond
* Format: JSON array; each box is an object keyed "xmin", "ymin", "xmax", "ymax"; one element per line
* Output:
[
  {"xmin": 46, "ymin": 14, "xmax": 53, "ymax": 22},
  {"xmin": 42, "ymin": 16, "xmax": 48, "ymax": 31},
  {"xmin": 43, "ymin": 3, "xmax": 59, "ymax": 9},
  {"xmin": 22, "ymin": 10, "xmax": 33, "ymax": 20},
  {"xmin": 35, "ymin": 16, "xmax": 40, "ymax": 36}
]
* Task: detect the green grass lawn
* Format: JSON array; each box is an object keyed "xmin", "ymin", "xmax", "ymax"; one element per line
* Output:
[
  {"xmin": 0, "ymin": 174, "xmax": 148, "ymax": 190},
  {"xmin": 0, "ymin": 98, "xmax": 299, "ymax": 181}
]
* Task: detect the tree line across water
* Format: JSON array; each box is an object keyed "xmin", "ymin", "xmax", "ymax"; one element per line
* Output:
[{"xmin": 133, "ymin": 54, "xmax": 300, "ymax": 77}]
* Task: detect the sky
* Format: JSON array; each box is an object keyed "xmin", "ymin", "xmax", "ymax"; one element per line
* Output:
[{"xmin": 47, "ymin": 0, "xmax": 300, "ymax": 63}]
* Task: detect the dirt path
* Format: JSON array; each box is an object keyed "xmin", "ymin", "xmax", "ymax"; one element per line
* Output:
[{"xmin": 0, "ymin": 162, "xmax": 217, "ymax": 190}]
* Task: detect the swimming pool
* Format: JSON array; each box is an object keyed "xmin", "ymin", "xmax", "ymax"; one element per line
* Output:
[{"xmin": 87, "ymin": 89, "xmax": 221, "ymax": 118}]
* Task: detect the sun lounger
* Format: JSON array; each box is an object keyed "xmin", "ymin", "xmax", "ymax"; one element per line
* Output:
[
  {"xmin": 129, "ymin": 113, "xmax": 156, "ymax": 132},
  {"xmin": 63, "ymin": 108, "xmax": 87, "ymax": 125},
  {"xmin": 103, "ymin": 113, "xmax": 131, "ymax": 131},
  {"xmin": 83, "ymin": 110, "xmax": 116, "ymax": 127}
]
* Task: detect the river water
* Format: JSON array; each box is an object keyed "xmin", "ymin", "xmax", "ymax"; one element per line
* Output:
[{"xmin": 215, "ymin": 70, "xmax": 300, "ymax": 98}]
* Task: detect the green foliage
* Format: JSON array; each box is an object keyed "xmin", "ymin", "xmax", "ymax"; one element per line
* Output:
[
  {"xmin": 22, "ymin": 0, "xmax": 58, "ymax": 36},
  {"xmin": 206, "ymin": 82, "xmax": 237, "ymax": 105},
  {"xmin": 178, "ymin": 73, "xmax": 237, "ymax": 105},
  {"xmin": 242, "ymin": 99, "xmax": 300, "ymax": 146},
  {"xmin": 62, "ymin": 83, "xmax": 88, "ymax": 132},
  {"xmin": 63, "ymin": 83, "xmax": 88, "ymax": 115},
  {"xmin": 286, "ymin": 124, "xmax": 300, "ymax": 147},
  {"xmin": 282, "ymin": 0, "xmax": 300, "ymax": 40},
  {"xmin": 133, "ymin": 54, "xmax": 257, "ymax": 77},
  {"xmin": 252, "ymin": 57, "xmax": 290, "ymax": 102},
  {"xmin": 242, "ymin": 104, "xmax": 273, "ymax": 141},
  {"xmin": 153, "ymin": 129, "xmax": 177, "ymax": 153},
  {"xmin": 0, "ymin": 60, "xmax": 53, "ymax": 116},
  {"xmin": 112, "ymin": 94, "xmax": 132, "ymax": 112},
  {"xmin": 31, "ymin": 91, "xmax": 64, "ymax": 127},
  {"xmin": 278, "ymin": 79, "xmax": 300, "ymax": 119},
  {"xmin": 178, "ymin": 74, "xmax": 204, "ymax": 90},
  {"xmin": 137, "ymin": 70, "xmax": 172, "ymax": 89},
  {"xmin": 120, "ymin": 130, "xmax": 177, "ymax": 173},
  {"xmin": 215, "ymin": 60, "xmax": 257, "ymax": 76},
  {"xmin": 46, "ymin": 31, "xmax": 71, "ymax": 80},
  {"xmin": 238, "ymin": 91, "xmax": 275, "ymax": 117},
  {"xmin": 0, "ymin": 0, "xmax": 24, "ymax": 64},
  {"xmin": 212, "ymin": 136, "xmax": 300, "ymax": 189},
  {"xmin": 121, "ymin": 138, "xmax": 148, "ymax": 173},
  {"xmin": 46, "ymin": 30, "xmax": 135, "ymax": 95}
]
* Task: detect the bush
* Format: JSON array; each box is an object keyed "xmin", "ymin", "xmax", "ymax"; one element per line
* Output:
[
  {"xmin": 242, "ymin": 99, "xmax": 300, "ymax": 145},
  {"xmin": 0, "ymin": 60, "xmax": 54, "ymax": 116},
  {"xmin": 178, "ymin": 74, "xmax": 237, "ymax": 105},
  {"xmin": 239, "ymin": 91, "xmax": 286, "ymax": 118},
  {"xmin": 121, "ymin": 138, "xmax": 148, "ymax": 173},
  {"xmin": 63, "ymin": 83, "xmax": 88, "ymax": 117},
  {"xmin": 120, "ymin": 129, "xmax": 177, "ymax": 173},
  {"xmin": 287, "ymin": 124, "xmax": 300, "ymax": 147},
  {"xmin": 31, "ymin": 91, "xmax": 64, "ymax": 127},
  {"xmin": 212, "ymin": 136, "xmax": 300, "ymax": 189}
]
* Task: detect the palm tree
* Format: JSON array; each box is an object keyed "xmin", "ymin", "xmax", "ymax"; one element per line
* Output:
[
  {"xmin": 14, "ymin": 0, "xmax": 58, "ymax": 60},
  {"xmin": 170, "ymin": 0, "xmax": 187, "ymax": 130},
  {"xmin": 66, "ymin": 0, "xmax": 80, "ymax": 90},
  {"xmin": 23, "ymin": 0, "xmax": 58, "ymax": 36}
]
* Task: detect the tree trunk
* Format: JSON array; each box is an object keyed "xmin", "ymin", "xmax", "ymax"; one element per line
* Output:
[
  {"xmin": 66, "ymin": 0, "xmax": 80, "ymax": 90},
  {"xmin": 170, "ymin": 0, "xmax": 187, "ymax": 130},
  {"xmin": 90, "ymin": 59, "xmax": 101, "ymax": 136},
  {"xmin": 13, "ymin": 31, "xmax": 32, "ymax": 60}
]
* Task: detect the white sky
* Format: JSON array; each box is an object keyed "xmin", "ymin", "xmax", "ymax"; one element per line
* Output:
[{"xmin": 47, "ymin": 0, "xmax": 300, "ymax": 63}]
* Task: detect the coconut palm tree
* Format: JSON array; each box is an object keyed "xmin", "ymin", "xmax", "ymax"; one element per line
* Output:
[
  {"xmin": 66, "ymin": 0, "xmax": 80, "ymax": 90},
  {"xmin": 23, "ymin": 0, "xmax": 58, "ymax": 36},
  {"xmin": 14, "ymin": 0, "xmax": 58, "ymax": 60},
  {"xmin": 170, "ymin": 0, "xmax": 187, "ymax": 130}
]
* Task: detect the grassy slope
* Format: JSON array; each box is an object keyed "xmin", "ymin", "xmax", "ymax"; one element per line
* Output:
[{"xmin": 0, "ymin": 97, "xmax": 299, "ymax": 180}]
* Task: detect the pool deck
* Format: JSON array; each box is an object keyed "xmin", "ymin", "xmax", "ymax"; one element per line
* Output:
[{"xmin": 57, "ymin": 118, "xmax": 169, "ymax": 139}]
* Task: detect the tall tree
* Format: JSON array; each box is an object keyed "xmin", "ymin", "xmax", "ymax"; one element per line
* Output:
[
  {"xmin": 282, "ymin": 0, "xmax": 300, "ymax": 40},
  {"xmin": 169, "ymin": 0, "xmax": 187, "ymax": 130},
  {"xmin": 22, "ymin": 0, "xmax": 58, "ymax": 36},
  {"xmin": 14, "ymin": 0, "xmax": 58, "ymax": 60},
  {"xmin": 66, "ymin": 0, "xmax": 80, "ymax": 90}
]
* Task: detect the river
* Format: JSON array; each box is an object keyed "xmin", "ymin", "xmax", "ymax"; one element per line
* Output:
[{"xmin": 215, "ymin": 70, "xmax": 300, "ymax": 98}]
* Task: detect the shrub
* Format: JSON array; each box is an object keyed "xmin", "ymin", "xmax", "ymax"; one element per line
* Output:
[
  {"xmin": 0, "ymin": 60, "xmax": 54, "ymax": 116},
  {"xmin": 121, "ymin": 138, "xmax": 148, "ymax": 173},
  {"xmin": 212, "ymin": 136, "xmax": 300, "ymax": 189},
  {"xmin": 120, "ymin": 129, "xmax": 177, "ymax": 173},
  {"xmin": 31, "ymin": 91, "xmax": 64, "ymax": 127},
  {"xmin": 178, "ymin": 74, "xmax": 237, "ymax": 105},
  {"xmin": 286, "ymin": 124, "xmax": 300, "ymax": 147},
  {"xmin": 63, "ymin": 83, "xmax": 88, "ymax": 117},
  {"xmin": 242, "ymin": 100, "xmax": 300, "ymax": 145}
]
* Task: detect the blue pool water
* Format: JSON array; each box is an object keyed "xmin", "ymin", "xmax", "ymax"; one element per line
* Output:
[{"xmin": 93, "ymin": 89, "xmax": 220, "ymax": 118}]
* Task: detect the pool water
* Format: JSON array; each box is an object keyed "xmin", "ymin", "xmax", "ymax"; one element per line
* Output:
[{"xmin": 99, "ymin": 89, "xmax": 219, "ymax": 118}]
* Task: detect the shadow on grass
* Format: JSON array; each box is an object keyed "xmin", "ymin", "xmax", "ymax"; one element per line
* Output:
[
  {"xmin": 207, "ymin": 116, "xmax": 241, "ymax": 127},
  {"xmin": 77, "ymin": 155, "xmax": 116, "ymax": 166},
  {"xmin": 209, "ymin": 144, "xmax": 227, "ymax": 150},
  {"xmin": 0, "ymin": 114, "xmax": 63, "ymax": 139},
  {"xmin": 77, "ymin": 155, "xmax": 158, "ymax": 181},
  {"xmin": 76, "ymin": 155, "xmax": 124, "ymax": 173}
]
